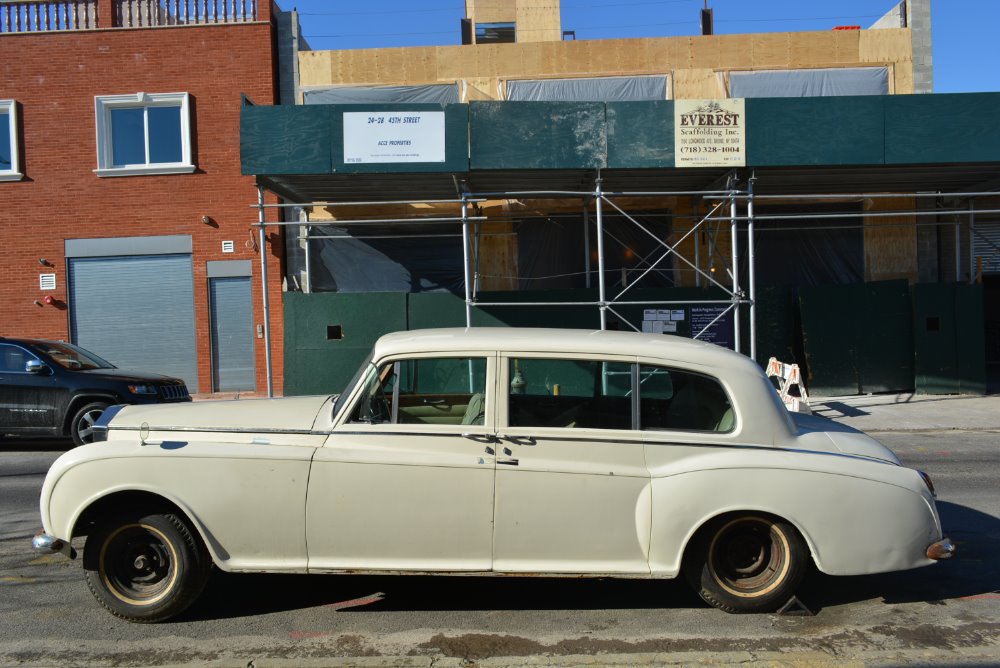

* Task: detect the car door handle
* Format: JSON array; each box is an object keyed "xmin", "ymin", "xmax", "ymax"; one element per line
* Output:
[
  {"xmin": 497, "ymin": 458, "xmax": 519, "ymax": 466},
  {"xmin": 499, "ymin": 434, "xmax": 536, "ymax": 446}
]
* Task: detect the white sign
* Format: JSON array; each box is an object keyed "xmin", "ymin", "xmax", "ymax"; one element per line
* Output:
[
  {"xmin": 343, "ymin": 111, "xmax": 446, "ymax": 164},
  {"xmin": 674, "ymin": 98, "xmax": 746, "ymax": 168}
]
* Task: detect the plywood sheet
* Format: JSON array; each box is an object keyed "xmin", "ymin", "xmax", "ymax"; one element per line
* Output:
[
  {"xmin": 864, "ymin": 197, "xmax": 917, "ymax": 283},
  {"xmin": 298, "ymin": 52, "xmax": 332, "ymax": 88},
  {"xmin": 789, "ymin": 30, "xmax": 841, "ymax": 68},
  {"xmin": 463, "ymin": 78, "xmax": 500, "ymax": 101},
  {"xmin": 860, "ymin": 27, "xmax": 911, "ymax": 64},
  {"xmin": 672, "ymin": 68, "xmax": 723, "ymax": 99},
  {"xmin": 478, "ymin": 221, "xmax": 518, "ymax": 291},
  {"xmin": 751, "ymin": 33, "xmax": 791, "ymax": 69}
]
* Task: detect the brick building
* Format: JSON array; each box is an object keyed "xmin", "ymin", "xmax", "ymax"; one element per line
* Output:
[{"xmin": 1, "ymin": 0, "xmax": 294, "ymax": 396}]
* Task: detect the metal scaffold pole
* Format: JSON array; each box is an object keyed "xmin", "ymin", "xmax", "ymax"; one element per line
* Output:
[
  {"xmin": 730, "ymin": 186, "xmax": 741, "ymax": 354},
  {"xmin": 461, "ymin": 196, "xmax": 473, "ymax": 327},
  {"xmin": 595, "ymin": 177, "xmax": 608, "ymax": 330},
  {"xmin": 257, "ymin": 186, "xmax": 274, "ymax": 398},
  {"xmin": 748, "ymin": 176, "xmax": 757, "ymax": 361}
]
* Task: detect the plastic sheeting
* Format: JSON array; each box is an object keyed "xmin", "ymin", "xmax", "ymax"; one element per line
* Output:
[
  {"xmin": 303, "ymin": 84, "xmax": 460, "ymax": 105},
  {"xmin": 746, "ymin": 206, "xmax": 864, "ymax": 287},
  {"xmin": 729, "ymin": 67, "xmax": 889, "ymax": 98},
  {"xmin": 307, "ymin": 225, "xmax": 464, "ymax": 293},
  {"xmin": 507, "ymin": 75, "xmax": 668, "ymax": 102},
  {"xmin": 305, "ymin": 212, "xmax": 676, "ymax": 294},
  {"xmin": 515, "ymin": 213, "xmax": 675, "ymax": 291}
]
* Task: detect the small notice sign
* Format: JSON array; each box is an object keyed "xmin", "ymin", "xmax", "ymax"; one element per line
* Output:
[
  {"xmin": 674, "ymin": 98, "xmax": 746, "ymax": 168},
  {"xmin": 343, "ymin": 111, "xmax": 446, "ymax": 164}
]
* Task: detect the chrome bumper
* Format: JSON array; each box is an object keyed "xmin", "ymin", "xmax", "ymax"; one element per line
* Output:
[
  {"xmin": 926, "ymin": 537, "xmax": 955, "ymax": 560},
  {"xmin": 32, "ymin": 532, "xmax": 77, "ymax": 560}
]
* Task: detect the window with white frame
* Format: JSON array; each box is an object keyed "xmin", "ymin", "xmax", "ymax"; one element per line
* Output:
[
  {"xmin": 94, "ymin": 93, "xmax": 194, "ymax": 177},
  {"xmin": 0, "ymin": 100, "xmax": 22, "ymax": 182}
]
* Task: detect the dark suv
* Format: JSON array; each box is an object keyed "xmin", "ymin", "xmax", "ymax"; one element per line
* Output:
[{"xmin": 0, "ymin": 337, "xmax": 191, "ymax": 446}]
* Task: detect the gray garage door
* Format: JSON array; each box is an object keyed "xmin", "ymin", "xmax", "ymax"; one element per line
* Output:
[
  {"xmin": 209, "ymin": 276, "xmax": 255, "ymax": 392},
  {"xmin": 69, "ymin": 254, "xmax": 199, "ymax": 392},
  {"xmin": 973, "ymin": 221, "xmax": 1000, "ymax": 275}
]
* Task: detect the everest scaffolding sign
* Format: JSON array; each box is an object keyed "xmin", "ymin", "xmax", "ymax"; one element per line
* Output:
[{"xmin": 674, "ymin": 98, "xmax": 746, "ymax": 168}]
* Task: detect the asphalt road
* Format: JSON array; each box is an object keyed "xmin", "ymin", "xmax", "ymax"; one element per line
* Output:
[{"xmin": 1, "ymin": 431, "xmax": 998, "ymax": 667}]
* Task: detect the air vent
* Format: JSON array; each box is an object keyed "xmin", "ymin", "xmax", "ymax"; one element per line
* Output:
[
  {"xmin": 222, "ymin": 240, "xmax": 235, "ymax": 253},
  {"xmin": 39, "ymin": 274, "xmax": 56, "ymax": 290}
]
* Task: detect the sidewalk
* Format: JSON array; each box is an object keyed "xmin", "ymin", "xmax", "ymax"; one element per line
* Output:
[{"xmin": 808, "ymin": 392, "xmax": 1000, "ymax": 432}]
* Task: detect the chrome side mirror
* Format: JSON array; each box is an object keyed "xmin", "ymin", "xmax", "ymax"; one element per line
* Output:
[{"xmin": 25, "ymin": 359, "xmax": 51, "ymax": 375}]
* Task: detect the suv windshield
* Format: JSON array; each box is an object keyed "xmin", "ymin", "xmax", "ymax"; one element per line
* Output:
[{"xmin": 33, "ymin": 341, "xmax": 116, "ymax": 371}]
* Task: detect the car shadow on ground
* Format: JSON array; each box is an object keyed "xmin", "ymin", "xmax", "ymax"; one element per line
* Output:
[{"xmin": 178, "ymin": 500, "xmax": 999, "ymax": 623}]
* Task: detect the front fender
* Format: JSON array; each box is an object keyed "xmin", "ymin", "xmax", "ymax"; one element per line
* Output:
[{"xmin": 40, "ymin": 439, "xmax": 317, "ymax": 573}]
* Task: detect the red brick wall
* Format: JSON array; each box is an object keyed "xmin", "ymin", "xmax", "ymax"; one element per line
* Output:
[{"xmin": 0, "ymin": 15, "xmax": 285, "ymax": 395}]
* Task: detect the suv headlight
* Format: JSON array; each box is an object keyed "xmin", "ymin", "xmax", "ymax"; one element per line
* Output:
[{"xmin": 128, "ymin": 384, "xmax": 158, "ymax": 395}]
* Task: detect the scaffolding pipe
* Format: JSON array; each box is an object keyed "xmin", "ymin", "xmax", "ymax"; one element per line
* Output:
[
  {"xmin": 969, "ymin": 201, "xmax": 976, "ymax": 284},
  {"xmin": 955, "ymin": 220, "xmax": 961, "ymax": 283},
  {"xmin": 584, "ymin": 205, "xmax": 592, "ymax": 289},
  {"xmin": 705, "ymin": 208, "xmax": 1000, "ymax": 223},
  {"xmin": 303, "ymin": 223, "xmax": 312, "ymax": 294},
  {"xmin": 462, "ymin": 197, "xmax": 473, "ymax": 327},
  {"xmin": 708, "ymin": 191, "xmax": 1000, "ymax": 201},
  {"xmin": 748, "ymin": 177, "xmax": 757, "ymax": 361},
  {"xmin": 595, "ymin": 179, "xmax": 607, "ymax": 329},
  {"xmin": 730, "ymin": 190, "xmax": 741, "ymax": 354},
  {"xmin": 257, "ymin": 186, "xmax": 274, "ymax": 398}
]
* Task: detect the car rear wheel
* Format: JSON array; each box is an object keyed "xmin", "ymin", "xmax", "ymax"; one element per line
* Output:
[
  {"xmin": 83, "ymin": 512, "xmax": 211, "ymax": 623},
  {"xmin": 684, "ymin": 513, "xmax": 808, "ymax": 613},
  {"xmin": 70, "ymin": 401, "xmax": 110, "ymax": 446}
]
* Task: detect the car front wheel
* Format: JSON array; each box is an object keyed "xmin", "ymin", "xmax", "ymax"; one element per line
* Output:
[
  {"xmin": 70, "ymin": 401, "xmax": 110, "ymax": 446},
  {"xmin": 83, "ymin": 512, "xmax": 211, "ymax": 623},
  {"xmin": 684, "ymin": 513, "xmax": 808, "ymax": 613}
]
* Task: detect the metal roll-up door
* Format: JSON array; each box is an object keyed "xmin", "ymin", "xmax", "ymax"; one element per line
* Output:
[
  {"xmin": 209, "ymin": 276, "xmax": 255, "ymax": 392},
  {"xmin": 69, "ymin": 254, "xmax": 199, "ymax": 392},
  {"xmin": 973, "ymin": 221, "xmax": 1000, "ymax": 275}
]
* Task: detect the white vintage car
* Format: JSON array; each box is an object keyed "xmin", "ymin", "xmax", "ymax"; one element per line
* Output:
[{"xmin": 34, "ymin": 328, "xmax": 953, "ymax": 622}]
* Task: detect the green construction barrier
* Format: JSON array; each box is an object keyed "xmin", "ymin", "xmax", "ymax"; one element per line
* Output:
[
  {"xmin": 283, "ymin": 292, "xmax": 407, "ymax": 396},
  {"xmin": 470, "ymin": 101, "xmax": 607, "ymax": 170},
  {"xmin": 913, "ymin": 283, "xmax": 986, "ymax": 394},
  {"xmin": 799, "ymin": 280, "xmax": 913, "ymax": 396}
]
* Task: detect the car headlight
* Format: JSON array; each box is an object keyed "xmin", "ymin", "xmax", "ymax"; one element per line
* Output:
[{"xmin": 128, "ymin": 384, "xmax": 158, "ymax": 395}]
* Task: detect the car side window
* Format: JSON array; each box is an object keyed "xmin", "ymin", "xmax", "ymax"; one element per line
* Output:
[
  {"xmin": 0, "ymin": 344, "xmax": 36, "ymax": 374},
  {"xmin": 639, "ymin": 365, "xmax": 734, "ymax": 433},
  {"xmin": 507, "ymin": 358, "xmax": 632, "ymax": 430},
  {"xmin": 349, "ymin": 357, "xmax": 487, "ymax": 426}
]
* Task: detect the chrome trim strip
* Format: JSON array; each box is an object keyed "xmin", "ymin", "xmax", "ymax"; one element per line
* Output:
[{"xmin": 113, "ymin": 425, "xmax": 320, "ymax": 435}]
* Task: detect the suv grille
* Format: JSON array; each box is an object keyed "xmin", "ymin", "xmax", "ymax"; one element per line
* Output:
[{"xmin": 158, "ymin": 384, "xmax": 191, "ymax": 401}]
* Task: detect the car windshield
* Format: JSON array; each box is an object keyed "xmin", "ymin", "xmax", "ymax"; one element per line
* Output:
[
  {"xmin": 34, "ymin": 341, "xmax": 116, "ymax": 371},
  {"xmin": 332, "ymin": 351, "xmax": 374, "ymax": 418}
]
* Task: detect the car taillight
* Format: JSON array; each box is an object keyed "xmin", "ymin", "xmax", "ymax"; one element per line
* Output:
[{"xmin": 918, "ymin": 470, "xmax": 936, "ymax": 497}]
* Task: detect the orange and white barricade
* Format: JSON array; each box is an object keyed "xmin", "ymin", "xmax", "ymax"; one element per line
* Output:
[{"xmin": 766, "ymin": 357, "xmax": 811, "ymax": 414}]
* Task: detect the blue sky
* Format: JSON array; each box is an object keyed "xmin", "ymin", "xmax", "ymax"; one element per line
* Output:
[{"xmin": 286, "ymin": 0, "xmax": 998, "ymax": 94}]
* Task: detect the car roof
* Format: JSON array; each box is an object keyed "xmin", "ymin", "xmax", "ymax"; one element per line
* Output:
[{"xmin": 372, "ymin": 327, "xmax": 756, "ymax": 371}]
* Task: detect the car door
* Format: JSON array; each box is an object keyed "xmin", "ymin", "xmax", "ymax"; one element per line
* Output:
[
  {"xmin": 492, "ymin": 354, "xmax": 652, "ymax": 574},
  {"xmin": 306, "ymin": 352, "xmax": 498, "ymax": 572},
  {"xmin": 0, "ymin": 343, "xmax": 61, "ymax": 434}
]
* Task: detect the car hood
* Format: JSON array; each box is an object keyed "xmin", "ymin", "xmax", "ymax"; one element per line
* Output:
[
  {"xmin": 789, "ymin": 412, "xmax": 900, "ymax": 465},
  {"xmin": 78, "ymin": 368, "xmax": 185, "ymax": 384},
  {"xmin": 110, "ymin": 395, "xmax": 336, "ymax": 433}
]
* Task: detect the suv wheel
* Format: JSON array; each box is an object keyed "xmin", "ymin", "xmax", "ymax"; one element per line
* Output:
[{"xmin": 71, "ymin": 402, "xmax": 110, "ymax": 446}]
